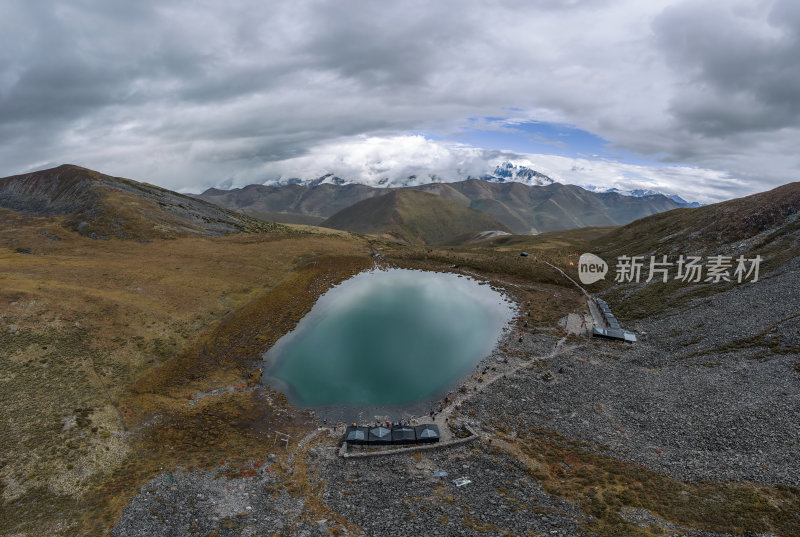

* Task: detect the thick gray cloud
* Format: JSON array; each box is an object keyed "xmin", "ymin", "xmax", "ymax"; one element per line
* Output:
[
  {"xmin": 654, "ymin": 0, "xmax": 800, "ymax": 136},
  {"xmin": 0, "ymin": 0, "xmax": 796, "ymax": 199}
]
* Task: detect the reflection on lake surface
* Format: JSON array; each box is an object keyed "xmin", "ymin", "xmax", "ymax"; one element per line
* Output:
[{"xmin": 261, "ymin": 269, "xmax": 514, "ymax": 413}]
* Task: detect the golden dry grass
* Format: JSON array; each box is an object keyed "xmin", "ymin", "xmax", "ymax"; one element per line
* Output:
[{"xmin": 0, "ymin": 212, "xmax": 373, "ymax": 535}]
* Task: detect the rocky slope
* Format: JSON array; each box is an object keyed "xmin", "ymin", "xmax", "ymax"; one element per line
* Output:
[{"xmin": 0, "ymin": 164, "xmax": 279, "ymax": 240}]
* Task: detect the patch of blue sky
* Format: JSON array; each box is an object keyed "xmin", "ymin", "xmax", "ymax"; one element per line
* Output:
[{"xmin": 441, "ymin": 118, "xmax": 675, "ymax": 168}]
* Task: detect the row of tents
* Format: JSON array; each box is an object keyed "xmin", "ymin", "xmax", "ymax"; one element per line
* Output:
[{"xmin": 344, "ymin": 424, "xmax": 440, "ymax": 446}]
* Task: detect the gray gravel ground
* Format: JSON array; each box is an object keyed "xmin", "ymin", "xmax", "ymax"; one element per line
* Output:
[
  {"xmin": 112, "ymin": 457, "xmax": 324, "ymax": 537},
  {"xmin": 315, "ymin": 441, "xmax": 588, "ymax": 536},
  {"xmin": 462, "ymin": 256, "xmax": 800, "ymax": 488}
]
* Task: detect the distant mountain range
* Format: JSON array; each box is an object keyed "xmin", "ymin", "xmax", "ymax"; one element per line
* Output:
[
  {"xmin": 581, "ymin": 184, "xmax": 704, "ymax": 207},
  {"xmin": 0, "ymin": 164, "xmax": 702, "ymax": 246},
  {"xmin": 255, "ymin": 161, "xmax": 702, "ymax": 207},
  {"xmin": 268, "ymin": 161, "xmax": 557, "ymax": 189},
  {"xmin": 197, "ymin": 177, "xmax": 689, "ymax": 240}
]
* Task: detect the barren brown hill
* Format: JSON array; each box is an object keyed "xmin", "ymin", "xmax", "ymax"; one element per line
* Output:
[{"xmin": 0, "ymin": 164, "xmax": 281, "ymax": 240}]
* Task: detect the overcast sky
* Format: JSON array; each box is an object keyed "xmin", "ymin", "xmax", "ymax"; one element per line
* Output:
[{"xmin": 1, "ymin": 0, "xmax": 798, "ymax": 202}]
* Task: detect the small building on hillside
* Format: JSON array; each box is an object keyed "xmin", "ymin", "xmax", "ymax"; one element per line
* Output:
[{"xmin": 593, "ymin": 298, "xmax": 637, "ymax": 343}]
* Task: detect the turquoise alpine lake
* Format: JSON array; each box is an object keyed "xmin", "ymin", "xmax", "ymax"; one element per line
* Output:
[{"xmin": 261, "ymin": 269, "xmax": 514, "ymax": 412}]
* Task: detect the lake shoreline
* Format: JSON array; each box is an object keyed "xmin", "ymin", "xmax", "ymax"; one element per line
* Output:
[{"xmin": 259, "ymin": 266, "xmax": 520, "ymax": 425}]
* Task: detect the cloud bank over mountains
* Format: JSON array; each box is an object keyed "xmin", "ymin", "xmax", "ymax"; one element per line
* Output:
[
  {"xmin": 247, "ymin": 135, "xmax": 735, "ymax": 204},
  {"xmin": 1, "ymin": 0, "xmax": 797, "ymax": 202}
]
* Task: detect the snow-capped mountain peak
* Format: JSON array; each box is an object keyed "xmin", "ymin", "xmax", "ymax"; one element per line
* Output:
[
  {"xmin": 477, "ymin": 162, "xmax": 555, "ymax": 186},
  {"xmin": 241, "ymin": 162, "xmax": 703, "ymax": 207},
  {"xmin": 264, "ymin": 161, "xmax": 556, "ymax": 189}
]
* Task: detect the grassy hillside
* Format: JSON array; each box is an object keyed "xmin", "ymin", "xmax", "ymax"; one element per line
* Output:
[
  {"xmin": 0, "ymin": 192, "xmax": 374, "ymax": 534},
  {"xmin": 435, "ymin": 181, "xmax": 800, "ymax": 321},
  {"xmin": 471, "ymin": 226, "xmax": 619, "ymax": 252},
  {"xmin": 239, "ymin": 210, "xmax": 327, "ymax": 226},
  {"xmin": 593, "ymin": 182, "xmax": 800, "ymax": 261},
  {"xmin": 321, "ymin": 189, "xmax": 510, "ymax": 244}
]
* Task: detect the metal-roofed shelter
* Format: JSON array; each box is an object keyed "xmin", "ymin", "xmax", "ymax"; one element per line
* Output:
[
  {"xmin": 592, "ymin": 298, "xmax": 637, "ymax": 343},
  {"xmin": 344, "ymin": 426, "xmax": 370, "ymax": 445},
  {"xmin": 622, "ymin": 331, "xmax": 637, "ymax": 343},
  {"xmin": 593, "ymin": 325, "xmax": 637, "ymax": 343},
  {"xmin": 391, "ymin": 426, "xmax": 417, "ymax": 445},
  {"xmin": 368, "ymin": 426, "xmax": 393, "ymax": 445},
  {"xmin": 414, "ymin": 424, "xmax": 441, "ymax": 444}
]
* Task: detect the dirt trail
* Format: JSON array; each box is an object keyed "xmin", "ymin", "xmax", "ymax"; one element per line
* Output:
[
  {"xmin": 541, "ymin": 260, "xmax": 591, "ymax": 298},
  {"xmin": 461, "ymin": 263, "xmax": 600, "ymax": 331},
  {"xmin": 287, "ymin": 427, "xmax": 324, "ymax": 472},
  {"xmin": 458, "ymin": 268, "xmax": 565, "ymax": 297},
  {"xmin": 541, "ymin": 260, "xmax": 607, "ymax": 330}
]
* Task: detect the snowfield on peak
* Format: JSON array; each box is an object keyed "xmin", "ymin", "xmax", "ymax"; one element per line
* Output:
[{"xmin": 267, "ymin": 161, "xmax": 555, "ymax": 189}]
